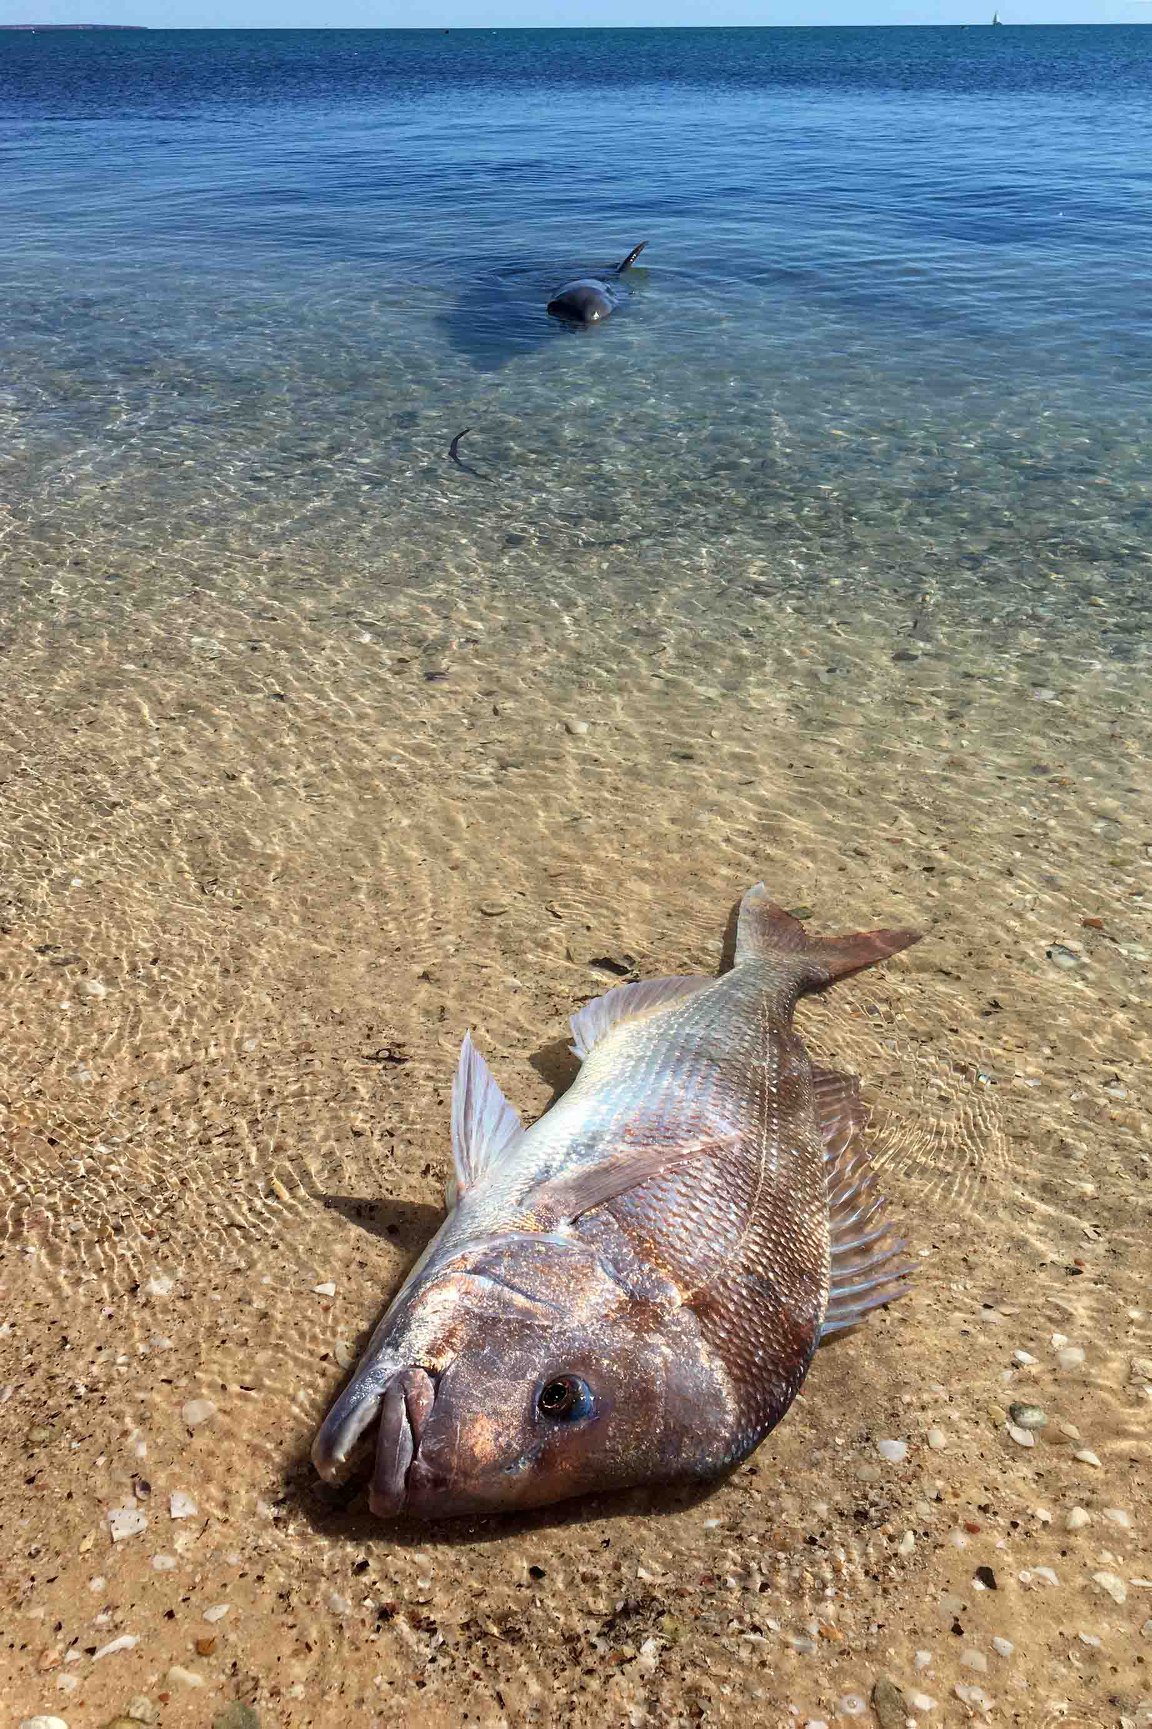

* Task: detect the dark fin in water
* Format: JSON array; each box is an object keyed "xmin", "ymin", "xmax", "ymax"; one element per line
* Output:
[
  {"xmin": 569, "ymin": 975, "xmax": 711, "ymax": 1062},
  {"xmin": 814, "ymin": 1064, "xmax": 914, "ymax": 1340},
  {"xmin": 525, "ymin": 1131, "xmax": 737, "ymax": 1227},
  {"xmin": 734, "ymin": 882, "xmax": 921, "ymax": 983},
  {"xmin": 615, "ymin": 240, "xmax": 648, "ymax": 273}
]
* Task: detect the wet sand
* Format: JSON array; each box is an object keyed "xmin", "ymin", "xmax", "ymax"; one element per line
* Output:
[{"xmin": 1, "ymin": 491, "xmax": 1149, "ymax": 1729}]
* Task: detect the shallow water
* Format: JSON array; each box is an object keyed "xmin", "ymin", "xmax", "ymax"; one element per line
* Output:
[{"xmin": 1, "ymin": 25, "xmax": 1150, "ymax": 1728}]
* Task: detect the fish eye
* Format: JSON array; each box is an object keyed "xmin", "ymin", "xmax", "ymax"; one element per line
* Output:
[{"xmin": 536, "ymin": 1375, "xmax": 594, "ymax": 1423}]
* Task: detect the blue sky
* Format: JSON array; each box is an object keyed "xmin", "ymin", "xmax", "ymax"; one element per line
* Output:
[{"xmin": 1, "ymin": 0, "xmax": 1148, "ymax": 30}]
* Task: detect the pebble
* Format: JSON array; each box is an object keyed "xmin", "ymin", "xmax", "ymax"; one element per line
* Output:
[
  {"xmin": 1056, "ymin": 1346, "xmax": 1086, "ymax": 1370},
  {"xmin": 1013, "ymin": 1350, "xmax": 1038, "ymax": 1366},
  {"xmin": 875, "ymin": 1438, "xmax": 908, "ymax": 1464},
  {"xmin": 478, "ymin": 900, "xmax": 510, "ymax": 917},
  {"xmin": 1103, "ymin": 1508, "xmax": 1132, "ymax": 1528},
  {"xmin": 837, "ymin": 1697, "xmax": 866, "ymax": 1718},
  {"xmin": 152, "ymin": 1553, "xmax": 177, "ymax": 1569},
  {"xmin": 181, "ymin": 1399, "xmax": 217, "ymax": 1428},
  {"xmin": 953, "ymin": 1684, "xmax": 992, "ymax": 1712},
  {"xmin": 165, "ymin": 1666, "xmax": 204, "ymax": 1689},
  {"xmin": 1046, "ymin": 944, "xmax": 1082, "ymax": 970},
  {"xmin": 19, "ymin": 1718, "xmax": 69, "ymax": 1729},
  {"xmin": 961, "ymin": 1649, "xmax": 988, "ymax": 1673},
  {"xmin": 202, "ymin": 1603, "xmax": 230, "ymax": 1623},
  {"xmin": 564, "ymin": 719, "xmax": 590, "ymax": 736},
  {"xmin": 312, "ymin": 1282, "xmax": 336, "ymax": 1297},
  {"xmin": 1130, "ymin": 1357, "xmax": 1152, "ymax": 1383},
  {"xmin": 1066, "ymin": 1507, "xmax": 1091, "ymax": 1531},
  {"xmin": 1007, "ymin": 1423, "xmax": 1036, "ymax": 1447},
  {"xmin": 169, "ymin": 1490, "xmax": 199, "ymax": 1519},
  {"xmin": 908, "ymin": 1695, "xmax": 938, "ymax": 1714},
  {"xmin": 126, "ymin": 1700, "xmax": 157, "ymax": 1723},
  {"xmin": 93, "ymin": 1634, "xmax": 138, "ymax": 1660},
  {"xmin": 1093, "ymin": 1571, "xmax": 1128, "ymax": 1605},
  {"xmin": 1008, "ymin": 1401, "xmax": 1047, "ymax": 1430},
  {"xmin": 870, "ymin": 1678, "xmax": 907, "ymax": 1729},
  {"xmin": 992, "ymin": 1637, "xmax": 1014, "ymax": 1658},
  {"xmin": 925, "ymin": 1427, "xmax": 948, "ymax": 1450},
  {"xmin": 80, "ymin": 978, "xmax": 107, "ymax": 998},
  {"xmin": 897, "ymin": 1531, "xmax": 915, "ymax": 1556},
  {"xmin": 1073, "ymin": 1448, "xmax": 1102, "ymax": 1467},
  {"xmin": 107, "ymin": 1506, "xmax": 148, "ymax": 1542},
  {"xmin": 143, "ymin": 1276, "xmax": 173, "ymax": 1298},
  {"xmin": 212, "ymin": 1707, "xmax": 260, "ymax": 1729}
]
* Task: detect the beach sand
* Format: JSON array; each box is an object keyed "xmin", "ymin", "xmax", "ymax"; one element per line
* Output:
[{"xmin": 0, "ymin": 466, "xmax": 1149, "ymax": 1728}]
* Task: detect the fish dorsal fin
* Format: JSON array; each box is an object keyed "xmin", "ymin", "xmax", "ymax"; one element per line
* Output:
[
  {"xmin": 451, "ymin": 1033, "xmax": 523, "ymax": 1199},
  {"xmin": 570, "ymin": 976, "xmax": 711, "ymax": 1062},
  {"xmin": 815, "ymin": 1066, "xmax": 914, "ymax": 1340},
  {"xmin": 813, "ymin": 1065, "xmax": 866, "ymax": 1161},
  {"xmin": 526, "ymin": 1129, "xmax": 737, "ymax": 1228}
]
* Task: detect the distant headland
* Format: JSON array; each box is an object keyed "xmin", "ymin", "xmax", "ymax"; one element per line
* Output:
[{"xmin": 0, "ymin": 21, "xmax": 149, "ymax": 27}]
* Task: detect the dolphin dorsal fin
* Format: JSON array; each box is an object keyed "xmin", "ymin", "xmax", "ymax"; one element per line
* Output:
[{"xmin": 615, "ymin": 241, "xmax": 648, "ymax": 273}]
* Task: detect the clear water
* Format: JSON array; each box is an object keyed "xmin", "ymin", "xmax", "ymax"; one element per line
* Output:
[
  {"xmin": 4, "ymin": 26, "xmax": 1152, "ymax": 616},
  {"xmin": 1, "ymin": 27, "xmax": 1149, "ymax": 1727}
]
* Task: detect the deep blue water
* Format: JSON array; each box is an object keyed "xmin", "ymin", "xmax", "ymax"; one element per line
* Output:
[{"xmin": 1, "ymin": 27, "xmax": 1150, "ymax": 626}]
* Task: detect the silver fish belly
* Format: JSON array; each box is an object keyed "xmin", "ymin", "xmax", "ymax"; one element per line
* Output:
[{"xmin": 312, "ymin": 884, "xmax": 921, "ymax": 1518}]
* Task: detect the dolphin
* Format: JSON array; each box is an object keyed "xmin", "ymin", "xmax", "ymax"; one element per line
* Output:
[{"xmin": 546, "ymin": 242, "xmax": 648, "ymax": 327}]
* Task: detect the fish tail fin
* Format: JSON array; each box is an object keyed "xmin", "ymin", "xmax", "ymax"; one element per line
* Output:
[
  {"xmin": 734, "ymin": 883, "xmax": 921, "ymax": 984},
  {"xmin": 615, "ymin": 240, "xmax": 648, "ymax": 272}
]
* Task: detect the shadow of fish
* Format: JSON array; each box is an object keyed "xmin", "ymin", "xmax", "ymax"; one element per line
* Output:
[{"xmin": 312, "ymin": 884, "xmax": 921, "ymax": 1520}]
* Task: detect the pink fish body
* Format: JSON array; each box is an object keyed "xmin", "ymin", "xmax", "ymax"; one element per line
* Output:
[{"xmin": 312, "ymin": 885, "xmax": 920, "ymax": 1518}]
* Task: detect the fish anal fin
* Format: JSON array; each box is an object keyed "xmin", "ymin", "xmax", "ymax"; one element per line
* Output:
[
  {"xmin": 451, "ymin": 1033, "xmax": 523, "ymax": 1199},
  {"xmin": 818, "ymin": 1071, "xmax": 913, "ymax": 1341},
  {"xmin": 570, "ymin": 975, "xmax": 712, "ymax": 1062},
  {"xmin": 527, "ymin": 1131, "xmax": 736, "ymax": 1228}
]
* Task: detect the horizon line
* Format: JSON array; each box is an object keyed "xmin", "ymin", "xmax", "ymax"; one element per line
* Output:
[{"xmin": 2, "ymin": 17, "xmax": 1143, "ymax": 26}]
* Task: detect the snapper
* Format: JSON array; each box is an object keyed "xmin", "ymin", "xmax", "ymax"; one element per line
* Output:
[{"xmin": 312, "ymin": 884, "xmax": 921, "ymax": 1518}]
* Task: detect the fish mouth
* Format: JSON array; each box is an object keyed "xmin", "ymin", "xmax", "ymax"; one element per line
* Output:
[
  {"xmin": 311, "ymin": 1366, "xmax": 436, "ymax": 1518},
  {"xmin": 368, "ymin": 1366, "xmax": 436, "ymax": 1517}
]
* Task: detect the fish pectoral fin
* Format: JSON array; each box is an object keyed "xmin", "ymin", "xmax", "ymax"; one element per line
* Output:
[
  {"xmin": 819, "ymin": 1077, "xmax": 914, "ymax": 1341},
  {"xmin": 812, "ymin": 1065, "xmax": 866, "ymax": 1161},
  {"xmin": 569, "ymin": 975, "xmax": 712, "ymax": 1061},
  {"xmin": 526, "ymin": 1131, "xmax": 737, "ymax": 1226},
  {"xmin": 451, "ymin": 1032, "xmax": 523, "ymax": 1198}
]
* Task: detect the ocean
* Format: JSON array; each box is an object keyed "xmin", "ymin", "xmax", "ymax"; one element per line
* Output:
[{"xmin": 0, "ymin": 25, "xmax": 1149, "ymax": 1727}]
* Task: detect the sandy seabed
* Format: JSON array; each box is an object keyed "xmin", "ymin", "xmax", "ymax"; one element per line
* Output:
[{"xmin": 0, "ymin": 453, "xmax": 1149, "ymax": 1729}]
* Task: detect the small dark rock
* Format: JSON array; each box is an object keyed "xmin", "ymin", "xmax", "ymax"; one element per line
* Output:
[
  {"xmin": 871, "ymin": 1677, "xmax": 907, "ymax": 1729},
  {"xmin": 213, "ymin": 1706, "xmax": 260, "ymax": 1729},
  {"xmin": 974, "ymin": 1564, "xmax": 998, "ymax": 1590}
]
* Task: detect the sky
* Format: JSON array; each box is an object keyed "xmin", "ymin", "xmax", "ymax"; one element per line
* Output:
[{"xmin": 1, "ymin": 0, "xmax": 1149, "ymax": 32}]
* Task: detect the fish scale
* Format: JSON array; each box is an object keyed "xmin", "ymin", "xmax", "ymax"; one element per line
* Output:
[{"xmin": 311, "ymin": 883, "xmax": 921, "ymax": 1518}]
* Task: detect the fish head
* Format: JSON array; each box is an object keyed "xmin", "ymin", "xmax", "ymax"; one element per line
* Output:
[{"xmin": 313, "ymin": 1231, "xmax": 730, "ymax": 1519}]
